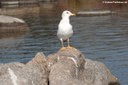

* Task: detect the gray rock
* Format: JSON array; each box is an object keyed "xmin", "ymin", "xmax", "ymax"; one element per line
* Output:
[
  {"xmin": 0, "ymin": 15, "xmax": 29, "ymax": 33},
  {"xmin": 0, "ymin": 48, "xmax": 120, "ymax": 85},
  {"xmin": 0, "ymin": 15, "xmax": 25, "ymax": 23},
  {"xmin": 0, "ymin": 52, "xmax": 48, "ymax": 85},
  {"xmin": 77, "ymin": 10, "xmax": 116, "ymax": 16},
  {"xmin": 48, "ymin": 47, "xmax": 120, "ymax": 85}
]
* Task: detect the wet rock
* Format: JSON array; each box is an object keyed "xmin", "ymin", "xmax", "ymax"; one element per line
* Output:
[
  {"xmin": 0, "ymin": 52, "xmax": 48, "ymax": 85},
  {"xmin": 48, "ymin": 48, "xmax": 120, "ymax": 85},
  {"xmin": 0, "ymin": 15, "xmax": 29, "ymax": 33}
]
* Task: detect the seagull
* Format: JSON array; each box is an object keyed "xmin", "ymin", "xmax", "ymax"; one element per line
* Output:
[{"xmin": 57, "ymin": 10, "xmax": 75, "ymax": 50}]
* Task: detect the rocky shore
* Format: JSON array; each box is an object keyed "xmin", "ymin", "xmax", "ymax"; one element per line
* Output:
[{"xmin": 0, "ymin": 48, "xmax": 120, "ymax": 85}]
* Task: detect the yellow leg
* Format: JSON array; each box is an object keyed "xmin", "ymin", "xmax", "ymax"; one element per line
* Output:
[
  {"xmin": 60, "ymin": 38, "xmax": 66, "ymax": 51},
  {"xmin": 60, "ymin": 38, "xmax": 64, "ymax": 47},
  {"xmin": 67, "ymin": 38, "xmax": 73, "ymax": 48}
]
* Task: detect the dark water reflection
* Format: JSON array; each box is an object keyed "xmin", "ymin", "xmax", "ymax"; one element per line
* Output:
[{"xmin": 0, "ymin": 0, "xmax": 128, "ymax": 85}]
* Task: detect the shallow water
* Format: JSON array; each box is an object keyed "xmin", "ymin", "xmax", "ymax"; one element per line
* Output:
[{"xmin": 0, "ymin": 1, "xmax": 128, "ymax": 85}]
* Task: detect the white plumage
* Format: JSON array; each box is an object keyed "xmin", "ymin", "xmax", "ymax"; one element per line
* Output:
[{"xmin": 57, "ymin": 10, "xmax": 75, "ymax": 50}]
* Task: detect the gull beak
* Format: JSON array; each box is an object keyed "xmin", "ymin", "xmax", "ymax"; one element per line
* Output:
[{"xmin": 71, "ymin": 13, "xmax": 76, "ymax": 16}]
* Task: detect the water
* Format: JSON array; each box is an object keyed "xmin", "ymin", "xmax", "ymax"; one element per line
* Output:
[{"xmin": 0, "ymin": 1, "xmax": 128, "ymax": 85}]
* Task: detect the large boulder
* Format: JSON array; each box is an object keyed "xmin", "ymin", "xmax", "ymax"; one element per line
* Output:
[
  {"xmin": 0, "ymin": 15, "xmax": 29, "ymax": 33},
  {"xmin": 0, "ymin": 48, "xmax": 120, "ymax": 85},
  {"xmin": 47, "ymin": 48, "xmax": 120, "ymax": 85},
  {"xmin": 0, "ymin": 52, "xmax": 48, "ymax": 85}
]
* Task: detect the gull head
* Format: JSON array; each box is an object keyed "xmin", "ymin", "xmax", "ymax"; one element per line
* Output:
[{"xmin": 61, "ymin": 10, "xmax": 75, "ymax": 18}]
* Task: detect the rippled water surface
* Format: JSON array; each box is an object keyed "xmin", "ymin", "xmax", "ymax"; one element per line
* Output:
[{"xmin": 0, "ymin": 1, "xmax": 128, "ymax": 85}]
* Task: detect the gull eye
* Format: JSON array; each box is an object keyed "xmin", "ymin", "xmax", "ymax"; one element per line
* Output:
[{"xmin": 66, "ymin": 12, "xmax": 69, "ymax": 14}]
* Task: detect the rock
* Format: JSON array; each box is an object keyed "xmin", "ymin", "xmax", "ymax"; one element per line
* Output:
[
  {"xmin": 1, "ymin": 1, "xmax": 19, "ymax": 5},
  {"xmin": 1, "ymin": 0, "xmax": 38, "ymax": 5},
  {"xmin": 0, "ymin": 15, "xmax": 25, "ymax": 23},
  {"xmin": 0, "ymin": 52, "xmax": 48, "ymax": 85},
  {"xmin": 0, "ymin": 48, "xmax": 120, "ymax": 85},
  {"xmin": 77, "ymin": 10, "xmax": 116, "ymax": 16},
  {"xmin": 48, "ymin": 48, "xmax": 120, "ymax": 85},
  {"xmin": 0, "ymin": 15, "xmax": 29, "ymax": 33},
  {"xmin": 26, "ymin": 52, "xmax": 48, "ymax": 85}
]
